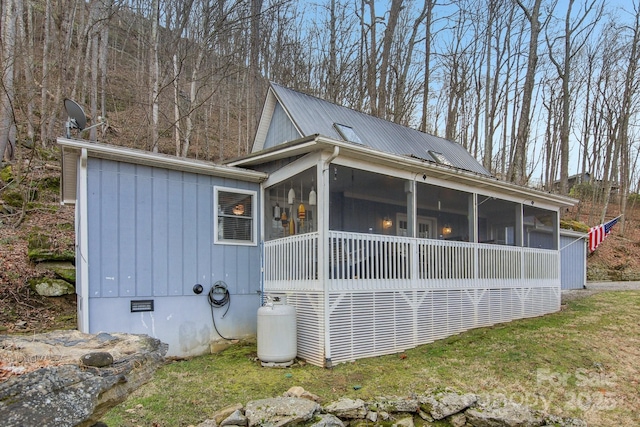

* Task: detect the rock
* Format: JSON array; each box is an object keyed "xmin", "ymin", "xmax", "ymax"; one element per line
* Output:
[
  {"xmin": 244, "ymin": 397, "xmax": 320, "ymax": 427},
  {"xmin": 196, "ymin": 420, "xmax": 218, "ymax": 427},
  {"xmin": 449, "ymin": 413, "xmax": 467, "ymax": 427},
  {"xmin": 283, "ymin": 386, "xmax": 305, "ymax": 397},
  {"xmin": 52, "ymin": 266, "xmax": 76, "ymax": 284},
  {"xmin": 324, "ymin": 398, "xmax": 367, "ymax": 419},
  {"xmin": 283, "ymin": 386, "xmax": 320, "ymax": 402},
  {"xmin": 420, "ymin": 391, "xmax": 477, "ymax": 420},
  {"xmin": 28, "ymin": 277, "xmax": 75, "ymax": 296},
  {"xmin": 393, "ymin": 416, "xmax": 414, "ymax": 427},
  {"xmin": 220, "ymin": 409, "xmax": 248, "ymax": 426},
  {"xmin": 378, "ymin": 411, "xmax": 390, "ymax": 421},
  {"xmin": 465, "ymin": 394, "xmax": 545, "ymax": 427},
  {"xmin": 0, "ymin": 331, "xmax": 167, "ymax": 427},
  {"xmin": 543, "ymin": 415, "xmax": 588, "ymax": 427},
  {"xmin": 80, "ymin": 352, "xmax": 114, "ymax": 368},
  {"xmin": 309, "ymin": 413, "xmax": 345, "ymax": 427},
  {"xmin": 417, "ymin": 409, "xmax": 433, "ymax": 422},
  {"xmin": 366, "ymin": 411, "xmax": 378, "ymax": 422},
  {"xmin": 375, "ymin": 395, "xmax": 420, "ymax": 413},
  {"xmin": 212, "ymin": 403, "xmax": 244, "ymax": 425}
]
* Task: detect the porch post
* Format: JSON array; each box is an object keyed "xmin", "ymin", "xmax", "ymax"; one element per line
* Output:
[
  {"xmin": 407, "ymin": 180, "xmax": 417, "ymax": 283},
  {"xmin": 405, "ymin": 180, "xmax": 416, "ymax": 237},
  {"xmin": 469, "ymin": 194, "xmax": 477, "ymax": 243},
  {"xmin": 320, "ymin": 147, "xmax": 338, "ymax": 367},
  {"xmin": 470, "ymin": 193, "xmax": 478, "ymax": 280},
  {"xmin": 516, "ymin": 204, "xmax": 524, "ymax": 281},
  {"xmin": 552, "ymin": 210, "xmax": 559, "ymax": 250},
  {"xmin": 515, "ymin": 204, "xmax": 523, "ymax": 247}
]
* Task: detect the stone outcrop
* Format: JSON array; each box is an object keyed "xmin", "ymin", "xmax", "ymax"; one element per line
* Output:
[
  {"xmin": 198, "ymin": 387, "xmax": 587, "ymax": 427},
  {"xmin": 0, "ymin": 330, "xmax": 167, "ymax": 427}
]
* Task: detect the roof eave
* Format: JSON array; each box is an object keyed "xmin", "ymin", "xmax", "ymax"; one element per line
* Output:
[
  {"xmin": 232, "ymin": 135, "xmax": 577, "ymax": 208},
  {"xmin": 312, "ymin": 136, "xmax": 577, "ymax": 207},
  {"xmin": 57, "ymin": 138, "xmax": 268, "ymax": 182}
]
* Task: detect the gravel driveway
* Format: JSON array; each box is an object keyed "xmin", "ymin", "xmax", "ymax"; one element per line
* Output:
[{"xmin": 561, "ymin": 281, "xmax": 640, "ymax": 303}]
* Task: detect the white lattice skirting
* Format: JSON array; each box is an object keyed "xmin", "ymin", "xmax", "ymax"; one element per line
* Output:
[{"xmin": 270, "ymin": 286, "xmax": 560, "ymax": 367}]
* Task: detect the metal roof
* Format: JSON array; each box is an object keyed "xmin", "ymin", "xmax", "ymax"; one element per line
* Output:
[{"xmin": 266, "ymin": 82, "xmax": 492, "ymax": 176}]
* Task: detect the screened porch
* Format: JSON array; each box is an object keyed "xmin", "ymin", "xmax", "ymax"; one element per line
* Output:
[{"xmin": 261, "ymin": 162, "xmax": 562, "ymax": 367}]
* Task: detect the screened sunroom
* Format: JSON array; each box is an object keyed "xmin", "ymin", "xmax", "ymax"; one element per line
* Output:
[
  {"xmin": 246, "ymin": 140, "xmax": 568, "ymax": 367},
  {"xmin": 228, "ymin": 83, "xmax": 574, "ymax": 367}
]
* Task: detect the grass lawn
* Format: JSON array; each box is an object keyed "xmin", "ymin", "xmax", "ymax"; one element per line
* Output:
[{"xmin": 102, "ymin": 291, "xmax": 640, "ymax": 426}]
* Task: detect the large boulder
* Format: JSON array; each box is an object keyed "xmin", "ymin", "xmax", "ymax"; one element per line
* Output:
[
  {"xmin": 28, "ymin": 277, "xmax": 75, "ymax": 296},
  {"xmin": 244, "ymin": 397, "xmax": 320, "ymax": 427},
  {"xmin": 0, "ymin": 330, "xmax": 167, "ymax": 427}
]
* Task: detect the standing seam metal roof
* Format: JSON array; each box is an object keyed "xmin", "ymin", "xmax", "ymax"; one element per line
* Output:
[{"xmin": 269, "ymin": 82, "xmax": 492, "ymax": 176}]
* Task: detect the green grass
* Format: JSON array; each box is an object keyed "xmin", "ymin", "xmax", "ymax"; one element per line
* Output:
[{"xmin": 102, "ymin": 291, "xmax": 640, "ymax": 426}]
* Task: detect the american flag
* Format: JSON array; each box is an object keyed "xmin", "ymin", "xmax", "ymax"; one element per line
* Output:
[{"xmin": 588, "ymin": 216, "xmax": 621, "ymax": 252}]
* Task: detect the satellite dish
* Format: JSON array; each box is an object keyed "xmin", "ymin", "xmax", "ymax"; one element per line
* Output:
[{"xmin": 64, "ymin": 99, "xmax": 87, "ymax": 131}]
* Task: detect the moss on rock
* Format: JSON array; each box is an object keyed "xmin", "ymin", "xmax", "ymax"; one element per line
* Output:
[{"xmin": 28, "ymin": 277, "xmax": 75, "ymax": 296}]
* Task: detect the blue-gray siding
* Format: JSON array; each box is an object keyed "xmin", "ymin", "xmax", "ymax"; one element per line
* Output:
[
  {"xmin": 560, "ymin": 233, "xmax": 586, "ymax": 290},
  {"xmin": 263, "ymin": 102, "xmax": 301, "ymax": 149},
  {"xmin": 86, "ymin": 158, "xmax": 261, "ymax": 356}
]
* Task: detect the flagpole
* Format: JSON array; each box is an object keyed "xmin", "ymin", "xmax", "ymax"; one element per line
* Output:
[{"xmin": 559, "ymin": 215, "xmax": 623, "ymax": 251}]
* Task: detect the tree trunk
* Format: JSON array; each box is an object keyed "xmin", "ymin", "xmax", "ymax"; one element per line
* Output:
[
  {"xmin": 420, "ymin": 1, "xmax": 434, "ymax": 133},
  {"xmin": 0, "ymin": 0, "xmax": 17, "ymax": 160},
  {"xmin": 616, "ymin": 6, "xmax": 640, "ymax": 234},
  {"xmin": 377, "ymin": 0, "xmax": 403, "ymax": 120},
  {"xmin": 150, "ymin": 0, "xmax": 160, "ymax": 152},
  {"xmin": 510, "ymin": 0, "xmax": 543, "ymax": 185}
]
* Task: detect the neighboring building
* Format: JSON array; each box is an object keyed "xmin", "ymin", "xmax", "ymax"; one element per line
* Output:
[{"xmin": 59, "ymin": 82, "xmax": 576, "ymax": 365}]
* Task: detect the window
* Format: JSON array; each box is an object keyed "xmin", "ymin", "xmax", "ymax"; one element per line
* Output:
[
  {"xmin": 428, "ymin": 150, "xmax": 453, "ymax": 167},
  {"xmin": 214, "ymin": 187, "xmax": 257, "ymax": 245},
  {"xmin": 334, "ymin": 123, "xmax": 363, "ymax": 144}
]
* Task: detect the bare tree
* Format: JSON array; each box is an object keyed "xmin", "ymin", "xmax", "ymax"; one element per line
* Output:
[
  {"xmin": 615, "ymin": 2, "xmax": 640, "ymax": 233},
  {"xmin": 509, "ymin": 0, "xmax": 544, "ymax": 185},
  {"xmin": 546, "ymin": 0, "xmax": 604, "ymax": 195},
  {"xmin": 0, "ymin": 0, "xmax": 17, "ymax": 160}
]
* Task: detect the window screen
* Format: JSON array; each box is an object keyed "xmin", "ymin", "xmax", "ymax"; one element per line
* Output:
[{"xmin": 215, "ymin": 188, "xmax": 256, "ymax": 245}]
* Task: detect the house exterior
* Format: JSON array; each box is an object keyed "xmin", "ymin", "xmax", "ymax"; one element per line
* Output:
[
  {"xmin": 59, "ymin": 82, "xmax": 576, "ymax": 364},
  {"xmin": 58, "ymin": 141, "xmax": 267, "ymax": 357}
]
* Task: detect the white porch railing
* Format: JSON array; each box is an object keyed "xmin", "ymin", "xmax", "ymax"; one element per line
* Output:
[
  {"xmin": 263, "ymin": 230, "xmax": 559, "ymax": 292},
  {"xmin": 264, "ymin": 232, "xmax": 320, "ymax": 291}
]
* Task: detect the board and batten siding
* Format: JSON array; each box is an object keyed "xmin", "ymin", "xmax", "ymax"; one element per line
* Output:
[
  {"xmin": 85, "ymin": 158, "xmax": 261, "ymax": 356},
  {"xmin": 560, "ymin": 231, "xmax": 587, "ymax": 290},
  {"xmin": 263, "ymin": 102, "xmax": 301, "ymax": 149}
]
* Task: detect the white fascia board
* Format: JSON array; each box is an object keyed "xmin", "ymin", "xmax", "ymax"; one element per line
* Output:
[
  {"xmin": 262, "ymin": 152, "xmax": 321, "ymax": 188},
  {"xmin": 226, "ymin": 136, "xmax": 319, "ymax": 167},
  {"xmin": 57, "ymin": 138, "xmax": 267, "ymax": 183},
  {"xmin": 252, "ymin": 88, "xmax": 278, "ymax": 153}
]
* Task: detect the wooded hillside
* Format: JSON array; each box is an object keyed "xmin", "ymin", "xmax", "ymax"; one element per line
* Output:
[{"xmin": 1, "ymin": 0, "xmax": 639, "ymax": 229}]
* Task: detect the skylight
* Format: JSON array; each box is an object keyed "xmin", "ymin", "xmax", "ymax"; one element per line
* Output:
[
  {"xmin": 334, "ymin": 123, "xmax": 363, "ymax": 144},
  {"xmin": 428, "ymin": 151, "xmax": 453, "ymax": 166}
]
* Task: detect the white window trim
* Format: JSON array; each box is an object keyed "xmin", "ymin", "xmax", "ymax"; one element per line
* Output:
[{"xmin": 214, "ymin": 186, "xmax": 258, "ymax": 246}]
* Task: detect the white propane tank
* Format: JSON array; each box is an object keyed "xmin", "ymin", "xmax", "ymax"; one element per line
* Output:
[{"xmin": 257, "ymin": 295, "xmax": 297, "ymax": 367}]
